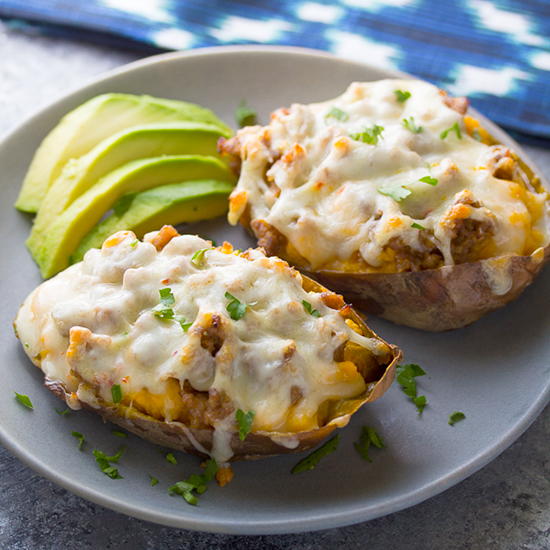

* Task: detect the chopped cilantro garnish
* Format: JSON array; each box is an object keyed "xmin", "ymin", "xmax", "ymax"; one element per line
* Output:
[
  {"xmin": 71, "ymin": 431, "xmax": 86, "ymax": 451},
  {"xmin": 153, "ymin": 288, "xmax": 194, "ymax": 331},
  {"xmin": 235, "ymin": 100, "xmax": 257, "ymax": 128},
  {"xmin": 449, "ymin": 411, "xmax": 466, "ymax": 426},
  {"xmin": 159, "ymin": 287, "xmax": 175, "ymax": 306},
  {"xmin": 402, "ymin": 116, "xmax": 423, "ymax": 133},
  {"xmin": 394, "ymin": 89, "xmax": 411, "ymax": 103},
  {"xmin": 378, "ymin": 182, "xmax": 411, "ymax": 202},
  {"xmin": 236, "ymin": 409, "xmax": 255, "ymax": 441},
  {"xmin": 291, "ymin": 434, "xmax": 340, "ymax": 474},
  {"xmin": 325, "ymin": 106, "xmax": 349, "ymax": 121},
  {"xmin": 354, "ymin": 426, "xmax": 385, "ymax": 462},
  {"xmin": 350, "ymin": 125, "xmax": 384, "ymax": 145},
  {"xmin": 165, "ymin": 452, "xmax": 178, "ymax": 465},
  {"xmin": 168, "ymin": 459, "xmax": 218, "ymax": 506},
  {"xmin": 149, "ymin": 475, "xmax": 159, "ymax": 487},
  {"xmin": 396, "ymin": 363, "xmax": 428, "ymax": 414},
  {"xmin": 411, "ymin": 222, "xmax": 426, "ymax": 230},
  {"xmin": 153, "ymin": 308, "xmax": 175, "ymax": 321},
  {"xmin": 419, "ymin": 175, "xmax": 438, "ymax": 186},
  {"xmin": 472, "ymin": 128, "xmax": 482, "ymax": 142},
  {"xmin": 177, "ymin": 317, "xmax": 193, "ymax": 332},
  {"xmin": 14, "ymin": 392, "xmax": 33, "ymax": 410},
  {"xmin": 191, "ymin": 248, "xmax": 209, "ymax": 268},
  {"xmin": 130, "ymin": 240, "xmax": 138, "ymax": 248},
  {"xmin": 367, "ymin": 427, "xmax": 384, "ymax": 449},
  {"xmin": 440, "ymin": 122, "xmax": 462, "ymax": 140},
  {"xmin": 93, "ymin": 446, "xmax": 126, "ymax": 479},
  {"xmin": 225, "ymin": 292, "xmax": 247, "ymax": 320},
  {"xmin": 413, "ymin": 395, "xmax": 427, "ymax": 414},
  {"xmin": 302, "ymin": 300, "xmax": 321, "ymax": 318},
  {"xmin": 112, "ymin": 430, "xmax": 127, "ymax": 438},
  {"xmin": 153, "ymin": 287, "xmax": 177, "ymax": 321},
  {"xmin": 55, "ymin": 407, "xmax": 71, "ymax": 416},
  {"xmin": 111, "ymin": 384, "xmax": 122, "ymax": 404}
]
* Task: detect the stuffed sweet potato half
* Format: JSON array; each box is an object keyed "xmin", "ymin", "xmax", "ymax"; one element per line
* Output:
[
  {"xmin": 14, "ymin": 226, "xmax": 399, "ymax": 465},
  {"xmin": 220, "ymin": 79, "xmax": 550, "ymax": 331}
]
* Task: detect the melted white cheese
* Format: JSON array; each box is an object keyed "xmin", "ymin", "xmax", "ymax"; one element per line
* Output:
[
  {"xmin": 15, "ymin": 231, "xmax": 383, "ymax": 461},
  {"xmin": 229, "ymin": 79, "xmax": 549, "ymax": 270}
]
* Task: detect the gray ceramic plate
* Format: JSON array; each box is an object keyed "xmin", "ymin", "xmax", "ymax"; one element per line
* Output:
[{"xmin": 0, "ymin": 46, "xmax": 548, "ymax": 535}]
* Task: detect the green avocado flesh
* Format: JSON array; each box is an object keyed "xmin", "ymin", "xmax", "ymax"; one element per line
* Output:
[
  {"xmin": 27, "ymin": 121, "xmax": 229, "ymax": 257},
  {"xmin": 73, "ymin": 179, "xmax": 234, "ymax": 263},
  {"xmin": 33, "ymin": 156, "xmax": 234, "ymax": 278},
  {"xmin": 15, "ymin": 93, "xmax": 231, "ymax": 213}
]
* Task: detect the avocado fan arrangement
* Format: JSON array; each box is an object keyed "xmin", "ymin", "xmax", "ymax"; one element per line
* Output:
[{"xmin": 16, "ymin": 93, "xmax": 236, "ymax": 278}]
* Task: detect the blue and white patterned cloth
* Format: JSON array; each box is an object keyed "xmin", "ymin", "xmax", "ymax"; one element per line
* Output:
[{"xmin": 1, "ymin": 0, "xmax": 549, "ymax": 141}]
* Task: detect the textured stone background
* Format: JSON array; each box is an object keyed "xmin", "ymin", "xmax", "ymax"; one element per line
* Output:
[{"xmin": 0, "ymin": 22, "xmax": 548, "ymax": 550}]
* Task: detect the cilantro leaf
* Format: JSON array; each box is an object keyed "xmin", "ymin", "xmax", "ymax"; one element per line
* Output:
[
  {"xmin": 112, "ymin": 430, "xmax": 127, "ymax": 438},
  {"xmin": 302, "ymin": 300, "xmax": 321, "ymax": 318},
  {"xmin": 366, "ymin": 427, "xmax": 384, "ymax": 449},
  {"xmin": 71, "ymin": 431, "xmax": 86, "ymax": 451},
  {"xmin": 350, "ymin": 124, "xmax": 384, "ymax": 145},
  {"xmin": 159, "ymin": 287, "xmax": 175, "ymax": 306},
  {"xmin": 402, "ymin": 116, "xmax": 423, "ymax": 133},
  {"xmin": 130, "ymin": 239, "xmax": 138, "ymax": 248},
  {"xmin": 111, "ymin": 384, "xmax": 122, "ymax": 404},
  {"xmin": 419, "ymin": 175, "xmax": 438, "ymax": 186},
  {"xmin": 413, "ymin": 395, "xmax": 427, "ymax": 414},
  {"xmin": 394, "ymin": 89, "xmax": 411, "ymax": 103},
  {"xmin": 225, "ymin": 292, "xmax": 247, "ymax": 320},
  {"xmin": 449, "ymin": 411, "xmax": 466, "ymax": 426},
  {"xmin": 378, "ymin": 182, "xmax": 411, "ymax": 202},
  {"xmin": 235, "ymin": 100, "xmax": 257, "ymax": 127},
  {"xmin": 396, "ymin": 364, "xmax": 428, "ymax": 413},
  {"xmin": 325, "ymin": 106, "xmax": 349, "ymax": 121},
  {"xmin": 153, "ymin": 287, "xmax": 177, "ymax": 321},
  {"xmin": 165, "ymin": 452, "xmax": 178, "ymax": 465},
  {"xmin": 291, "ymin": 434, "xmax": 340, "ymax": 474},
  {"xmin": 440, "ymin": 122, "xmax": 462, "ymax": 140},
  {"xmin": 55, "ymin": 407, "xmax": 71, "ymax": 416},
  {"xmin": 93, "ymin": 446, "xmax": 126, "ymax": 479},
  {"xmin": 354, "ymin": 430, "xmax": 372, "ymax": 462},
  {"xmin": 168, "ymin": 459, "xmax": 218, "ymax": 506},
  {"xmin": 149, "ymin": 475, "xmax": 159, "ymax": 487},
  {"xmin": 236, "ymin": 409, "xmax": 255, "ymax": 441},
  {"xmin": 14, "ymin": 392, "xmax": 33, "ymax": 410},
  {"xmin": 354, "ymin": 426, "xmax": 385, "ymax": 462},
  {"xmin": 177, "ymin": 316, "xmax": 193, "ymax": 332},
  {"xmin": 191, "ymin": 248, "xmax": 209, "ymax": 268},
  {"xmin": 153, "ymin": 308, "xmax": 175, "ymax": 321},
  {"xmin": 411, "ymin": 222, "xmax": 426, "ymax": 230}
]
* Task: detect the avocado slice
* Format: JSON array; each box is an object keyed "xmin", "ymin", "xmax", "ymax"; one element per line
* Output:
[
  {"xmin": 73, "ymin": 179, "xmax": 233, "ymax": 264},
  {"xmin": 27, "ymin": 121, "xmax": 230, "ymax": 257},
  {"xmin": 15, "ymin": 93, "xmax": 231, "ymax": 213},
  {"xmin": 32, "ymin": 155, "xmax": 233, "ymax": 277}
]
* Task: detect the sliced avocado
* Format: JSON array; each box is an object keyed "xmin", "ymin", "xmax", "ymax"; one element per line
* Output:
[
  {"xmin": 33, "ymin": 156, "xmax": 233, "ymax": 277},
  {"xmin": 15, "ymin": 93, "xmax": 231, "ymax": 213},
  {"xmin": 73, "ymin": 179, "xmax": 233, "ymax": 263},
  {"xmin": 28, "ymin": 121, "xmax": 230, "ymax": 256}
]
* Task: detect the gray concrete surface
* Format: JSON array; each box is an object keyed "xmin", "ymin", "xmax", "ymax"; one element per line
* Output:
[{"xmin": 0, "ymin": 22, "xmax": 548, "ymax": 550}]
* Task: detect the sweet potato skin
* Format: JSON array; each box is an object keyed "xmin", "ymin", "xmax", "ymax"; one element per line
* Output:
[
  {"xmin": 310, "ymin": 248, "xmax": 549, "ymax": 331},
  {"xmin": 26, "ymin": 274, "xmax": 400, "ymax": 461}
]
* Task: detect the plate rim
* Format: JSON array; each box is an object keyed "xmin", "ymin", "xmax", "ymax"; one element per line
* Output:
[{"xmin": 0, "ymin": 44, "xmax": 548, "ymax": 535}]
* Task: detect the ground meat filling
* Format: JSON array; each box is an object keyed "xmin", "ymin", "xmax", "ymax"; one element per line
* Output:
[
  {"xmin": 441, "ymin": 190, "xmax": 496, "ymax": 264},
  {"xmin": 387, "ymin": 236, "xmax": 444, "ymax": 272}
]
